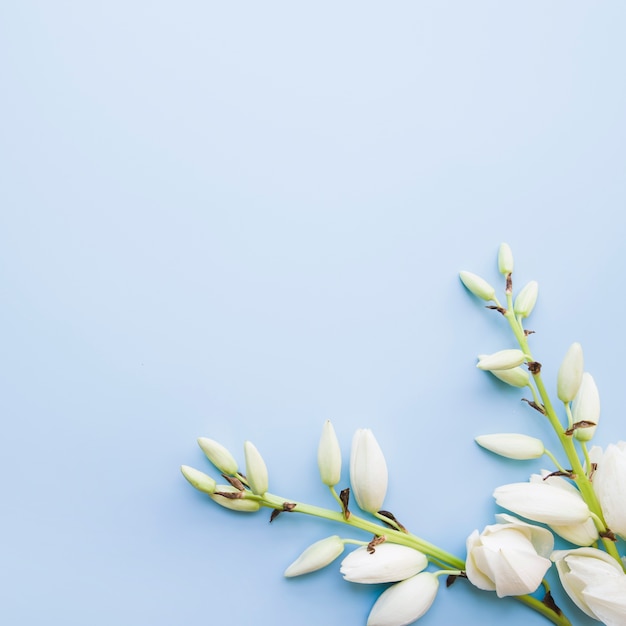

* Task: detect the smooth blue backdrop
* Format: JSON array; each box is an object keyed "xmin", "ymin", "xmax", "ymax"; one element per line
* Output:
[{"xmin": 1, "ymin": 2, "xmax": 625, "ymax": 625}]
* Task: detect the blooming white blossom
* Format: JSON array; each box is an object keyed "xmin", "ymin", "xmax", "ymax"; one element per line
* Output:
[
  {"xmin": 475, "ymin": 433, "xmax": 544, "ymax": 460},
  {"xmin": 465, "ymin": 514, "xmax": 553, "ymax": 597},
  {"xmin": 552, "ymin": 547, "xmax": 626, "ymax": 625},
  {"xmin": 476, "ymin": 350, "xmax": 526, "ymax": 371},
  {"xmin": 366, "ymin": 572, "xmax": 439, "ymax": 626},
  {"xmin": 284, "ymin": 536, "xmax": 345, "ymax": 577},
  {"xmin": 590, "ymin": 441, "xmax": 626, "ymax": 539},
  {"xmin": 528, "ymin": 472, "xmax": 598, "ymax": 546},
  {"xmin": 571, "ymin": 372, "xmax": 600, "ymax": 442},
  {"xmin": 318, "ymin": 420, "xmax": 342, "ymax": 487},
  {"xmin": 493, "ymin": 481, "xmax": 591, "ymax": 525},
  {"xmin": 340, "ymin": 543, "xmax": 428, "ymax": 584},
  {"xmin": 350, "ymin": 429, "xmax": 388, "ymax": 513},
  {"xmin": 557, "ymin": 342, "xmax": 584, "ymax": 403}
]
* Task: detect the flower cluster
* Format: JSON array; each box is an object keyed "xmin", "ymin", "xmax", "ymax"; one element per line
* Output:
[{"xmin": 180, "ymin": 244, "xmax": 626, "ymax": 626}]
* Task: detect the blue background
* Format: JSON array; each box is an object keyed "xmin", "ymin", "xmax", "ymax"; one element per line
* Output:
[{"xmin": 2, "ymin": 2, "xmax": 625, "ymax": 625}]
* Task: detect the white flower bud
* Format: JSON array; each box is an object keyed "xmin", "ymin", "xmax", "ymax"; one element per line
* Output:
[
  {"xmin": 476, "ymin": 349, "xmax": 526, "ymax": 371},
  {"xmin": 350, "ymin": 429, "xmax": 388, "ymax": 514},
  {"xmin": 197, "ymin": 437, "xmax": 239, "ymax": 475},
  {"xmin": 493, "ymin": 481, "xmax": 591, "ymax": 525},
  {"xmin": 557, "ymin": 342, "xmax": 584, "ymax": 403},
  {"xmin": 210, "ymin": 485, "xmax": 261, "ymax": 512},
  {"xmin": 552, "ymin": 547, "xmax": 626, "ymax": 624},
  {"xmin": 180, "ymin": 465, "xmax": 217, "ymax": 494},
  {"xmin": 317, "ymin": 420, "xmax": 342, "ymax": 487},
  {"xmin": 488, "ymin": 366, "xmax": 530, "ymax": 387},
  {"xmin": 475, "ymin": 433, "xmax": 545, "ymax": 460},
  {"xmin": 498, "ymin": 243, "xmax": 514, "ymax": 275},
  {"xmin": 340, "ymin": 543, "xmax": 428, "ymax": 584},
  {"xmin": 366, "ymin": 572, "xmax": 439, "ymax": 626},
  {"xmin": 572, "ymin": 373, "xmax": 600, "ymax": 442},
  {"xmin": 244, "ymin": 441, "xmax": 269, "ymax": 495},
  {"xmin": 459, "ymin": 271, "xmax": 496, "ymax": 301},
  {"xmin": 513, "ymin": 280, "xmax": 538, "ymax": 318},
  {"xmin": 284, "ymin": 535, "xmax": 345, "ymax": 577},
  {"xmin": 590, "ymin": 442, "xmax": 626, "ymax": 539}
]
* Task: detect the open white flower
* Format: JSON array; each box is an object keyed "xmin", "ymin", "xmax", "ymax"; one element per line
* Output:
[
  {"xmin": 340, "ymin": 543, "xmax": 427, "ymax": 584},
  {"xmin": 350, "ymin": 429, "xmax": 388, "ymax": 514},
  {"xmin": 590, "ymin": 441, "xmax": 626, "ymax": 539},
  {"xmin": 366, "ymin": 572, "xmax": 439, "ymax": 626},
  {"xmin": 552, "ymin": 547, "xmax": 626, "ymax": 625},
  {"xmin": 493, "ymin": 480, "xmax": 591, "ymax": 525},
  {"xmin": 466, "ymin": 514, "xmax": 553, "ymax": 597}
]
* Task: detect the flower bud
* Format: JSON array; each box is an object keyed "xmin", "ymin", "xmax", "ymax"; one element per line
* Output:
[
  {"xmin": 513, "ymin": 280, "xmax": 538, "ymax": 318},
  {"xmin": 572, "ymin": 373, "xmax": 600, "ymax": 442},
  {"xmin": 350, "ymin": 429, "xmax": 388, "ymax": 514},
  {"xmin": 317, "ymin": 420, "xmax": 342, "ymax": 487},
  {"xmin": 244, "ymin": 441, "xmax": 269, "ymax": 495},
  {"xmin": 493, "ymin": 481, "xmax": 591, "ymax": 525},
  {"xmin": 498, "ymin": 243, "xmax": 514, "ymax": 275},
  {"xmin": 180, "ymin": 465, "xmax": 217, "ymax": 494},
  {"xmin": 476, "ymin": 349, "xmax": 526, "ymax": 371},
  {"xmin": 480, "ymin": 361, "xmax": 530, "ymax": 387},
  {"xmin": 284, "ymin": 535, "xmax": 345, "ymax": 577},
  {"xmin": 366, "ymin": 572, "xmax": 439, "ymax": 626},
  {"xmin": 459, "ymin": 271, "xmax": 496, "ymax": 301},
  {"xmin": 475, "ymin": 433, "xmax": 545, "ymax": 460},
  {"xmin": 210, "ymin": 485, "xmax": 261, "ymax": 512},
  {"xmin": 197, "ymin": 437, "xmax": 239, "ymax": 475},
  {"xmin": 557, "ymin": 342, "xmax": 584, "ymax": 403},
  {"xmin": 340, "ymin": 543, "xmax": 428, "ymax": 584}
]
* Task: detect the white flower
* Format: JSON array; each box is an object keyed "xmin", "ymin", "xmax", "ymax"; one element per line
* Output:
[
  {"xmin": 318, "ymin": 420, "xmax": 342, "ymax": 487},
  {"xmin": 350, "ymin": 429, "xmax": 388, "ymax": 513},
  {"xmin": 493, "ymin": 481, "xmax": 591, "ymax": 525},
  {"xmin": 244, "ymin": 441, "xmax": 269, "ymax": 495},
  {"xmin": 366, "ymin": 572, "xmax": 439, "ymax": 626},
  {"xmin": 459, "ymin": 271, "xmax": 496, "ymax": 301},
  {"xmin": 476, "ymin": 349, "xmax": 526, "ymax": 371},
  {"xmin": 284, "ymin": 536, "xmax": 345, "ymax": 577},
  {"xmin": 340, "ymin": 543, "xmax": 428, "ymax": 584},
  {"xmin": 180, "ymin": 465, "xmax": 216, "ymax": 494},
  {"xmin": 465, "ymin": 514, "xmax": 553, "ymax": 597},
  {"xmin": 513, "ymin": 280, "xmax": 539, "ymax": 318},
  {"xmin": 557, "ymin": 342, "xmax": 584, "ymax": 403},
  {"xmin": 590, "ymin": 441, "xmax": 626, "ymax": 539},
  {"xmin": 571, "ymin": 372, "xmax": 600, "ymax": 442},
  {"xmin": 552, "ymin": 547, "xmax": 626, "ymax": 625},
  {"xmin": 529, "ymin": 472, "xmax": 598, "ymax": 546},
  {"xmin": 197, "ymin": 437, "xmax": 239, "ymax": 475},
  {"xmin": 475, "ymin": 433, "xmax": 544, "ymax": 460}
]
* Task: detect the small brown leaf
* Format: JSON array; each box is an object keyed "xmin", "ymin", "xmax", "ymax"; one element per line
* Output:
[
  {"xmin": 564, "ymin": 421, "xmax": 597, "ymax": 436},
  {"xmin": 340, "ymin": 488, "xmax": 351, "ymax": 520}
]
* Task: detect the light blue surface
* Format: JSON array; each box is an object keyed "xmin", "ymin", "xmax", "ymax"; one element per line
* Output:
[{"xmin": 2, "ymin": 3, "xmax": 625, "ymax": 625}]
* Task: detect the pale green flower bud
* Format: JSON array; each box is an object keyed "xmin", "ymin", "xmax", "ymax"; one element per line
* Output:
[
  {"xmin": 557, "ymin": 342, "xmax": 584, "ymax": 403},
  {"xmin": 498, "ymin": 243, "xmax": 514, "ymax": 275},
  {"xmin": 284, "ymin": 535, "xmax": 345, "ymax": 577},
  {"xmin": 513, "ymin": 280, "xmax": 539, "ymax": 318},
  {"xmin": 477, "ymin": 349, "xmax": 526, "ymax": 371},
  {"xmin": 340, "ymin": 543, "xmax": 428, "ymax": 583},
  {"xmin": 210, "ymin": 485, "xmax": 261, "ymax": 512},
  {"xmin": 350, "ymin": 429, "xmax": 388, "ymax": 514},
  {"xmin": 475, "ymin": 433, "xmax": 545, "ymax": 460},
  {"xmin": 317, "ymin": 420, "xmax": 342, "ymax": 487},
  {"xmin": 244, "ymin": 441, "xmax": 269, "ymax": 495},
  {"xmin": 197, "ymin": 437, "xmax": 239, "ymax": 475},
  {"xmin": 572, "ymin": 373, "xmax": 600, "ymax": 442},
  {"xmin": 480, "ymin": 360, "xmax": 530, "ymax": 387},
  {"xmin": 180, "ymin": 465, "xmax": 217, "ymax": 494},
  {"xmin": 366, "ymin": 572, "xmax": 439, "ymax": 626},
  {"xmin": 459, "ymin": 271, "xmax": 496, "ymax": 301}
]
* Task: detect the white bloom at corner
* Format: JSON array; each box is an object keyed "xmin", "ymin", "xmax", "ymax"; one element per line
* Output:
[
  {"xmin": 590, "ymin": 441, "xmax": 626, "ymax": 539},
  {"xmin": 465, "ymin": 513, "xmax": 553, "ymax": 597},
  {"xmin": 340, "ymin": 543, "xmax": 428, "ymax": 584},
  {"xmin": 475, "ymin": 433, "xmax": 544, "ymax": 460},
  {"xmin": 366, "ymin": 572, "xmax": 439, "ymax": 626},
  {"xmin": 493, "ymin": 480, "xmax": 591, "ymax": 525},
  {"xmin": 529, "ymin": 472, "xmax": 598, "ymax": 546},
  {"xmin": 284, "ymin": 535, "xmax": 345, "ymax": 577},
  {"xmin": 350, "ymin": 429, "xmax": 388, "ymax": 514},
  {"xmin": 552, "ymin": 547, "xmax": 626, "ymax": 625}
]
